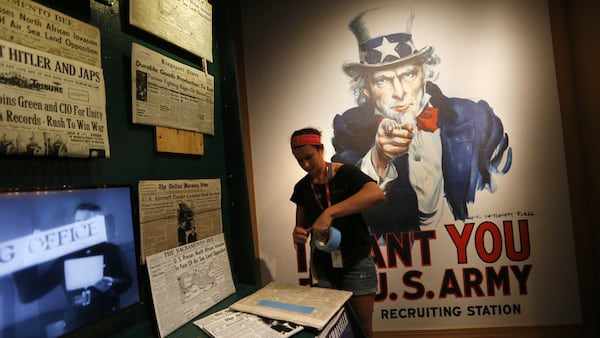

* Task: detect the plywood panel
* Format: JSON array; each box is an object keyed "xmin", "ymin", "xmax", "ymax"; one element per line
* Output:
[{"xmin": 155, "ymin": 127, "xmax": 204, "ymax": 155}]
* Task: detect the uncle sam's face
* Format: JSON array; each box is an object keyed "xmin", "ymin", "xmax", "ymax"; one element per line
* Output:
[{"xmin": 364, "ymin": 63, "xmax": 426, "ymax": 124}]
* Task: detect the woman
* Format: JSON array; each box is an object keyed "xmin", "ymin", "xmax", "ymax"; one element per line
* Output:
[{"xmin": 290, "ymin": 127, "xmax": 384, "ymax": 338}]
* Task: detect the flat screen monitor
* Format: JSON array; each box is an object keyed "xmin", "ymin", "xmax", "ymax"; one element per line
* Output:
[{"xmin": 0, "ymin": 186, "xmax": 140, "ymax": 338}]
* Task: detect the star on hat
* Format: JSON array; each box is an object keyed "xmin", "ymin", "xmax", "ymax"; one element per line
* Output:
[
  {"xmin": 374, "ymin": 36, "xmax": 401, "ymax": 63},
  {"xmin": 343, "ymin": 6, "xmax": 434, "ymax": 77}
]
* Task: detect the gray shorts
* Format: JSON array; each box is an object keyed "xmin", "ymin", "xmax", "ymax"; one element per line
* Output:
[{"xmin": 314, "ymin": 255, "xmax": 378, "ymax": 296}]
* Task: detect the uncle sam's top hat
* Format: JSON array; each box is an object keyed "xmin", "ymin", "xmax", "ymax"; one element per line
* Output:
[{"xmin": 343, "ymin": 6, "xmax": 434, "ymax": 77}]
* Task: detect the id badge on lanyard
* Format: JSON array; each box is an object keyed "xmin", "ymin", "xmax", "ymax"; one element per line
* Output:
[{"xmin": 310, "ymin": 162, "xmax": 343, "ymax": 268}]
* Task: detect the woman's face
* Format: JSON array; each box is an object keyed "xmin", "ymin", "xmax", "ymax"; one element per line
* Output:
[{"xmin": 292, "ymin": 145, "xmax": 325, "ymax": 178}]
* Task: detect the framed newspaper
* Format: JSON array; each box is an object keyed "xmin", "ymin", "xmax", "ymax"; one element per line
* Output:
[
  {"xmin": 146, "ymin": 233, "xmax": 236, "ymax": 337},
  {"xmin": 129, "ymin": 0, "xmax": 213, "ymax": 62}
]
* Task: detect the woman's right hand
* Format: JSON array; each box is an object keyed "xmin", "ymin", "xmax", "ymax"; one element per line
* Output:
[{"xmin": 293, "ymin": 226, "xmax": 311, "ymax": 244}]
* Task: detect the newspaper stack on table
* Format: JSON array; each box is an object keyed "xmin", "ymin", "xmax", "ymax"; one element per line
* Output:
[
  {"xmin": 229, "ymin": 282, "xmax": 352, "ymax": 331},
  {"xmin": 194, "ymin": 308, "xmax": 304, "ymax": 338}
]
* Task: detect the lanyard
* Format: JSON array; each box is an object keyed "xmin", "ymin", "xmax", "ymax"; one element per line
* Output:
[{"xmin": 310, "ymin": 162, "xmax": 331, "ymax": 210}]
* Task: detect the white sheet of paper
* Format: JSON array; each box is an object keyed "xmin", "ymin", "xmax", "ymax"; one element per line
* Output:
[{"xmin": 64, "ymin": 255, "xmax": 104, "ymax": 290}]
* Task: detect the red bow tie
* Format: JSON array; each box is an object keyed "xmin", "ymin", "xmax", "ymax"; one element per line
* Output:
[{"xmin": 416, "ymin": 107, "xmax": 439, "ymax": 132}]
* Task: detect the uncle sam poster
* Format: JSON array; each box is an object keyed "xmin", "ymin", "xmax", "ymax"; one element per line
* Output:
[{"xmin": 240, "ymin": 0, "xmax": 581, "ymax": 331}]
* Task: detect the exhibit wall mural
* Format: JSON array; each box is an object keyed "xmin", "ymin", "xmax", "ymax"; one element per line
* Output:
[{"xmin": 240, "ymin": 0, "xmax": 581, "ymax": 330}]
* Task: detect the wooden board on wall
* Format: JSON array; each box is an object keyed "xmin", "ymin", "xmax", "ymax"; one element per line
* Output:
[{"xmin": 155, "ymin": 127, "xmax": 204, "ymax": 155}]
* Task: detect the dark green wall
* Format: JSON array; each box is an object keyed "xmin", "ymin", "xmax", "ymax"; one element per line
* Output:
[{"xmin": 0, "ymin": 0, "xmax": 257, "ymax": 336}]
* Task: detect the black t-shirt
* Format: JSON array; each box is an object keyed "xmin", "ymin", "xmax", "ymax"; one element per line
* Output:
[{"xmin": 291, "ymin": 164, "xmax": 374, "ymax": 270}]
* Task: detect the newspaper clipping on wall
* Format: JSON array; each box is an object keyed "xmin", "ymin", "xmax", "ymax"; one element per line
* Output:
[
  {"xmin": 131, "ymin": 42, "xmax": 214, "ymax": 135},
  {"xmin": 138, "ymin": 178, "xmax": 223, "ymax": 263},
  {"xmin": 0, "ymin": 0, "xmax": 102, "ymax": 67},
  {"xmin": 230, "ymin": 282, "xmax": 352, "ymax": 331},
  {"xmin": 146, "ymin": 233, "xmax": 236, "ymax": 337},
  {"xmin": 194, "ymin": 308, "xmax": 304, "ymax": 338},
  {"xmin": 129, "ymin": 0, "xmax": 213, "ymax": 62},
  {"xmin": 0, "ymin": 39, "xmax": 109, "ymax": 157}
]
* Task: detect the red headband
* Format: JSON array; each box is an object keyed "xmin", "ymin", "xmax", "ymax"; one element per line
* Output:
[{"xmin": 291, "ymin": 134, "xmax": 321, "ymax": 148}]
